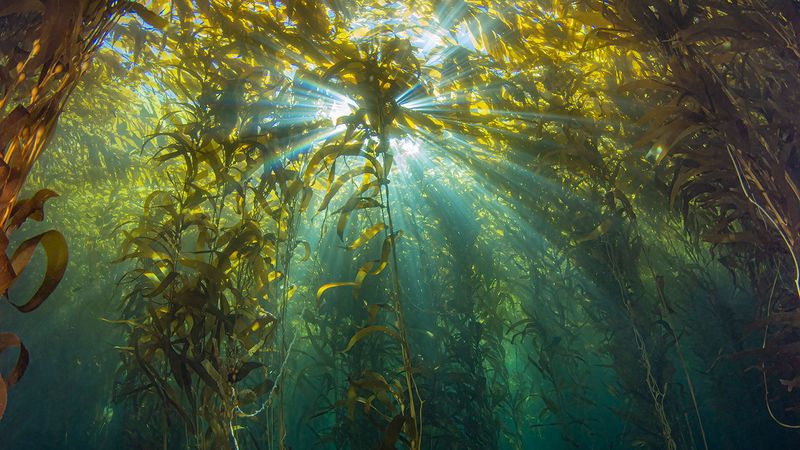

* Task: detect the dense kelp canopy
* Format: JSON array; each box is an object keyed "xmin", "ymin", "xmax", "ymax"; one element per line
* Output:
[{"xmin": 1, "ymin": 0, "xmax": 800, "ymax": 449}]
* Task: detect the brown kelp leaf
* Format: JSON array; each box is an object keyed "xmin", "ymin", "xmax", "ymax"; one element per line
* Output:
[
  {"xmin": 6, "ymin": 189, "xmax": 58, "ymax": 233},
  {"xmin": 252, "ymin": 377, "xmax": 277, "ymax": 396},
  {"xmin": 185, "ymin": 358, "xmax": 224, "ymax": 397},
  {"xmin": 541, "ymin": 393, "xmax": 560, "ymax": 414},
  {"xmin": 0, "ymin": 333, "xmax": 28, "ymax": 386},
  {"xmin": 130, "ymin": 3, "xmax": 169, "ymax": 29},
  {"xmin": 654, "ymin": 275, "xmax": 675, "ymax": 314},
  {"xmin": 380, "ymin": 414, "xmax": 409, "ymax": 450},
  {"xmin": 172, "ymin": 289, "xmax": 207, "ymax": 308},
  {"xmin": 229, "ymin": 361, "xmax": 263, "ymax": 383},
  {"xmin": 9, "ymin": 230, "xmax": 68, "ymax": 312},
  {"xmin": 0, "ymin": 107, "xmax": 32, "ymax": 148},
  {"xmin": 350, "ymin": 371, "xmax": 394, "ymax": 405},
  {"xmin": 619, "ymin": 79, "xmax": 673, "ymax": 93},
  {"xmin": 343, "ymin": 326, "xmax": 401, "ymax": 352},
  {"xmin": 0, "ymin": 0, "xmax": 45, "ymax": 16},
  {"xmin": 235, "ymin": 388, "xmax": 257, "ymax": 406},
  {"xmin": 145, "ymin": 271, "xmax": 178, "ymax": 298},
  {"xmin": 702, "ymin": 231, "xmax": 758, "ymax": 245},
  {"xmin": 0, "ymin": 241, "xmax": 14, "ymax": 297},
  {"xmin": 0, "ymin": 375, "xmax": 6, "ymax": 420}
]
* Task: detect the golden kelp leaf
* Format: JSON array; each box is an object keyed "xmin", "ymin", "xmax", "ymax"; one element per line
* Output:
[
  {"xmin": 100, "ymin": 318, "xmax": 147, "ymax": 330},
  {"xmin": 348, "ymin": 223, "xmax": 385, "ymax": 251},
  {"xmin": 318, "ymin": 166, "xmax": 376, "ymax": 211},
  {"xmin": 353, "ymin": 261, "xmax": 381, "ymax": 298},
  {"xmin": 299, "ymin": 187, "xmax": 314, "ymax": 213},
  {"xmin": 346, "ymin": 384, "xmax": 358, "ymax": 419},
  {"xmin": 573, "ymin": 219, "xmax": 613, "ymax": 244},
  {"xmin": 321, "ymin": 179, "xmax": 381, "ymax": 214},
  {"xmin": 304, "ymin": 143, "xmax": 364, "ymax": 183},
  {"xmin": 284, "ymin": 179, "xmax": 304, "ymax": 202},
  {"xmin": 316, "ymin": 282, "xmax": 357, "ymax": 302},
  {"xmin": 376, "ymin": 232, "xmax": 400, "ymax": 275},
  {"xmin": 9, "ymin": 230, "xmax": 68, "ymax": 313},
  {"xmin": 323, "ymin": 59, "xmax": 368, "ymax": 80},
  {"xmin": 144, "ymin": 271, "xmax": 178, "ymax": 298},
  {"xmin": 343, "ymin": 326, "xmax": 401, "ymax": 352},
  {"xmin": 336, "ymin": 198, "xmax": 382, "ymax": 240},
  {"xmin": 571, "ymin": 10, "xmax": 611, "ymax": 28},
  {"xmin": 351, "ymin": 232, "xmax": 403, "ymax": 299},
  {"xmin": 130, "ymin": 3, "xmax": 169, "ymax": 29}
]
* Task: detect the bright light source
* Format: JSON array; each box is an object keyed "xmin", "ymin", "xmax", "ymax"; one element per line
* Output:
[
  {"xmin": 320, "ymin": 100, "xmax": 355, "ymax": 123},
  {"xmin": 392, "ymin": 137, "xmax": 422, "ymax": 169},
  {"xmin": 397, "ymin": 138, "xmax": 420, "ymax": 157}
]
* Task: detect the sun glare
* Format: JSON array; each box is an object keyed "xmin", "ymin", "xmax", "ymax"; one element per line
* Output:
[
  {"xmin": 321, "ymin": 100, "xmax": 353, "ymax": 122},
  {"xmin": 392, "ymin": 137, "xmax": 422, "ymax": 169}
]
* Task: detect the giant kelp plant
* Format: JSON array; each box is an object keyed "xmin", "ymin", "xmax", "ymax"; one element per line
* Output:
[{"xmin": 1, "ymin": 1, "xmax": 800, "ymax": 449}]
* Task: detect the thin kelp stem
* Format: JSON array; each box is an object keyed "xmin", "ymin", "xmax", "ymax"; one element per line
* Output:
[
  {"xmin": 275, "ymin": 166, "xmax": 305, "ymax": 449},
  {"xmin": 605, "ymin": 241, "xmax": 677, "ymax": 450},
  {"xmin": 726, "ymin": 144, "xmax": 800, "ymax": 302},
  {"xmin": 380, "ymin": 134, "xmax": 423, "ymax": 449},
  {"xmin": 760, "ymin": 269, "xmax": 800, "ymax": 429},
  {"xmin": 641, "ymin": 245, "xmax": 709, "ymax": 450},
  {"xmin": 230, "ymin": 327, "xmax": 300, "ymax": 449}
]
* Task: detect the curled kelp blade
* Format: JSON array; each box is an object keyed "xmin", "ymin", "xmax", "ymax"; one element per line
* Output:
[
  {"xmin": 0, "ymin": 332, "xmax": 29, "ymax": 420},
  {"xmin": 7, "ymin": 230, "xmax": 68, "ymax": 313}
]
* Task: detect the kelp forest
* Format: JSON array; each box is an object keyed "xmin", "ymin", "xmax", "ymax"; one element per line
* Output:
[{"xmin": 2, "ymin": 1, "xmax": 800, "ymax": 449}]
